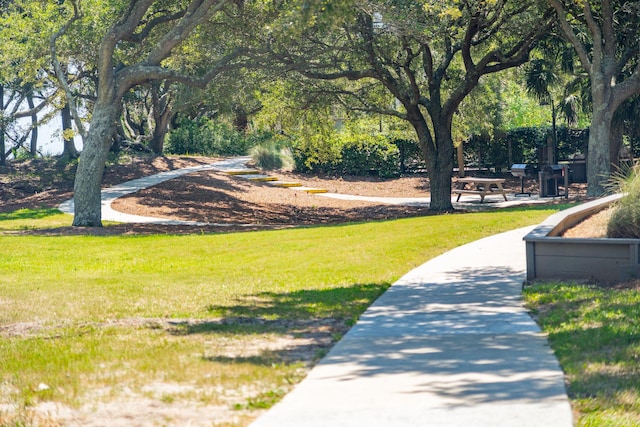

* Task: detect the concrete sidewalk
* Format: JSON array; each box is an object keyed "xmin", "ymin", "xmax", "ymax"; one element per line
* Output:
[{"xmin": 250, "ymin": 227, "xmax": 573, "ymax": 427}]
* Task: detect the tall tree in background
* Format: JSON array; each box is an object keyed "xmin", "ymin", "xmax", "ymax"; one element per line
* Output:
[
  {"xmin": 0, "ymin": 1, "xmax": 82, "ymax": 163},
  {"xmin": 48, "ymin": 0, "xmax": 243, "ymax": 226},
  {"xmin": 268, "ymin": 0, "xmax": 554, "ymax": 210},
  {"xmin": 548, "ymin": 0, "xmax": 640, "ymax": 196}
]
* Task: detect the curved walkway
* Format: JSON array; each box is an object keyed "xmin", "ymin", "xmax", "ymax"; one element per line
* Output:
[{"xmin": 250, "ymin": 226, "xmax": 573, "ymax": 427}]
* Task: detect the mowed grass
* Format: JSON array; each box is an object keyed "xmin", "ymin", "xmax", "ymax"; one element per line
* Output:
[
  {"xmin": 524, "ymin": 283, "xmax": 640, "ymax": 426},
  {"xmin": 0, "ymin": 206, "xmax": 559, "ymax": 424},
  {"xmin": 0, "ymin": 208, "xmax": 71, "ymax": 231}
]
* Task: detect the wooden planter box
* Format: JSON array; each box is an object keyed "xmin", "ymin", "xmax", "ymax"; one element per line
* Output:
[{"xmin": 524, "ymin": 194, "xmax": 640, "ymax": 282}]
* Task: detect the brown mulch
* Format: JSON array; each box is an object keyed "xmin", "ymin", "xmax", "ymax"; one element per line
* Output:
[
  {"xmin": 1, "ymin": 154, "xmax": 587, "ymax": 235},
  {"xmin": 110, "ymin": 169, "xmax": 435, "ymax": 226}
]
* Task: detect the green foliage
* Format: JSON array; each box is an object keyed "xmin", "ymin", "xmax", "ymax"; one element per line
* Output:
[
  {"xmin": 292, "ymin": 132, "xmax": 401, "ymax": 177},
  {"xmin": 524, "ymin": 283, "xmax": 640, "ymax": 425},
  {"xmin": 392, "ymin": 139, "xmax": 423, "ymax": 172},
  {"xmin": 607, "ymin": 164, "xmax": 640, "ymax": 238},
  {"xmin": 250, "ymin": 138, "xmax": 294, "ymax": 171},
  {"xmin": 339, "ymin": 135, "xmax": 400, "ymax": 178},
  {"xmin": 166, "ymin": 118, "xmax": 257, "ymax": 156},
  {"xmin": 465, "ymin": 126, "xmax": 589, "ymax": 169},
  {"xmin": 290, "ymin": 132, "xmax": 342, "ymax": 174}
]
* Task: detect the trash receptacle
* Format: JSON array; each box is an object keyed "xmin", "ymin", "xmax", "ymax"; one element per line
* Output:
[{"xmin": 539, "ymin": 165, "xmax": 568, "ymax": 198}]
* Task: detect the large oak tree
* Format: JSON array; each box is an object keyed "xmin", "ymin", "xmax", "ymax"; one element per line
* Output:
[
  {"xmin": 267, "ymin": 0, "xmax": 554, "ymax": 210},
  {"xmin": 549, "ymin": 0, "xmax": 640, "ymax": 196},
  {"xmin": 50, "ymin": 0, "xmax": 243, "ymax": 226}
]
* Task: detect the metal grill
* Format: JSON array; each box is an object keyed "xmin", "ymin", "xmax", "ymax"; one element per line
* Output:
[{"xmin": 510, "ymin": 164, "xmax": 535, "ymax": 196}]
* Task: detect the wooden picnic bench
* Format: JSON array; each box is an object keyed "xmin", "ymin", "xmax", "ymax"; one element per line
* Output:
[{"xmin": 452, "ymin": 177, "xmax": 508, "ymax": 203}]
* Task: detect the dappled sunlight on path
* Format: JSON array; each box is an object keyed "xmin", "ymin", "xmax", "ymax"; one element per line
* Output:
[{"xmin": 251, "ymin": 227, "xmax": 573, "ymax": 427}]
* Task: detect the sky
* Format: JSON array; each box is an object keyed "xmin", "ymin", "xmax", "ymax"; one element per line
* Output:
[{"xmin": 11, "ymin": 111, "xmax": 83, "ymax": 158}]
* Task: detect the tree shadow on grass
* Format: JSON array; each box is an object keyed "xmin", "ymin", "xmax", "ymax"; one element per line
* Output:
[
  {"xmin": 165, "ymin": 283, "xmax": 391, "ymax": 366},
  {"xmin": 207, "ymin": 282, "xmax": 391, "ymax": 322},
  {"xmin": 0, "ymin": 208, "xmax": 62, "ymax": 222}
]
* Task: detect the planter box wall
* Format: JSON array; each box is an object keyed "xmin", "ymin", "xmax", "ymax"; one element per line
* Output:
[{"xmin": 524, "ymin": 194, "xmax": 640, "ymax": 282}]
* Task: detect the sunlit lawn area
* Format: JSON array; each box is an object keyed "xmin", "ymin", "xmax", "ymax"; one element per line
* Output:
[
  {"xmin": 0, "ymin": 208, "xmax": 72, "ymax": 231},
  {"xmin": 524, "ymin": 283, "xmax": 640, "ymax": 426},
  {"xmin": 2, "ymin": 206, "xmax": 562, "ymax": 425}
]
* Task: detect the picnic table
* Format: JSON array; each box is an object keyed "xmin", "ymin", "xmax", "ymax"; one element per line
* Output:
[{"xmin": 453, "ymin": 177, "xmax": 508, "ymax": 203}]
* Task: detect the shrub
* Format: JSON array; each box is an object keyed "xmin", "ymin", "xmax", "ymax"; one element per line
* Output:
[
  {"xmin": 165, "ymin": 118, "xmax": 205, "ymax": 155},
  {"xmin": 291, "ymin": 133, "xmax": 401, "ymax": 177},
  {"xmin": 291, "ymin": 133, "xmax": 342, "ymax": 173},
  {"xmin": 166, "ymin": 118, "xmax": 256, "ymax": 156},
  {"xmin": 250, "ymin": 140, "xmax": 294, "ymax": 171},
  {"xmin": 607, "ymin": 164, "xmax": 640, "ymax": 238},
  {"xmin": 464, "ymin": 126, "xmax": 589, "ymax": 169},
  {"xmin": 201, "ymin": 121, "xmax": 254, "ymax": 156},
  {"xmin": 392, "ymin": 139, "xmax": 424, "ymax": 172},
  {"xmin": 339, "ymin": 135, "xmax": 400, "ymax": 178}
]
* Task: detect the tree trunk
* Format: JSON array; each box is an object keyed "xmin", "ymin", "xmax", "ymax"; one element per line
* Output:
[
  {"xmin": 586, "ymin": 106, "xmax": 613, "ymax": 197},
  {"xmin": 150, "ymin": 111, "xmax": 172, "ymax": 154},
  {"xmin": 609, "ymin": 112, "xmax": 625, "ymax": 169},
  {"xmin": 72, "ymin": 102, "xmax": 118, "ymax": 226},
  {"xmin": 0, "ymin": 84, "xmax": 5, "ymax": 166},
  {"xmin": 427, "ymin": 126, "xmax": 455, "ymax": 211},
  {"xmin": 233, "ymin": 106, "xmax": 249, "ymax": 133},
  {"xmin": 149, "ymin": 83, "xmax": 173, "ymax": 154},
  {"xmin": 407, "ymin": 106, "xmax": 455, "ymax": 211},
  {"xmin": 61, "ymin": 103, "xmax": 78, "ymax": 158},
  {"xmin": 27, "ymin": 91, "xmax": 38, "ymax": 156},
  {"xmin": 457, "ymin": 143, "xmax": 465, "ymax": 178}
]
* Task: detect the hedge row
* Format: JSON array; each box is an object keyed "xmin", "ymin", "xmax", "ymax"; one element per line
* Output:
[
  {"xmin": 166, "ymin": 118, "xmax": 410, "ymax": 177},
  {"xmin": 464, "ymin": 126, "xmax": 589, "ymax": 169},
  {"xmin": 291, "ymin": 134, "xmax": 404, "ymax": 178}
]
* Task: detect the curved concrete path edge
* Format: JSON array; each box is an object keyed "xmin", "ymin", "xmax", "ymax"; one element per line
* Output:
[
  {"xmin": 250, "ymin": 226, "xmax": 573, "ymax": 427},
  {"xmin": 59, "ymin": 157, "xmax": 254, "ymax": 225}
]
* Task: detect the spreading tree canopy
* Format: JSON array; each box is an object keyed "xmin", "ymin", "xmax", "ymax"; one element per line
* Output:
[
  {"xmin": 46, "ymin": 0, "xmax": 245, "ymax": 226},
  {"xmin": 264, "ymin": 0, "xmax": 554, "ymax": 210}
]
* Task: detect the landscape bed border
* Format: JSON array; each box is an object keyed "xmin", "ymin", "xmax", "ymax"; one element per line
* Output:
[{"xmin": 523, "ymin": 194, "xmax": 640, "ymax": 282}]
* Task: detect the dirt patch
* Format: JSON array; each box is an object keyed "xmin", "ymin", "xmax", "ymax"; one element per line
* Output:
[{"xmin": 0, "ymin": 316, "xmax": 346, "ymax": 427}]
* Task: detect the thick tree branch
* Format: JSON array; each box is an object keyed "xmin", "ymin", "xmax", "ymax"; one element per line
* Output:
[
  {"xmin": 143, "ymin": 0, "xmax": 230, "ymax": 66},
  {"xmin": 127, "ymin": 10, "xmax": 188, "ymax": 43},
  {"xmin": 12, "ymin": 98, "xmax": 49, "ymax": 119},
  {"xmin": 115, "ymin": 48, "xmax": 245, "ymax": 98},
  {"xmin": 548, "ymin": 0, "xmax": 592, "ymax": 76},
  {"xmin": 50, "ymin": 0, "xmax": 87, "ymax": 138}
]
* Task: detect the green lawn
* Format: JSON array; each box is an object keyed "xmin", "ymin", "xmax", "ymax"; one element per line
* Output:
[
  {"xmin": 0, "ymin": 206, "xmax": 559, "ymax": 425},
  {"xmin": 524, "ymin": 283, "xmax": 640, "ymax": 426}
]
